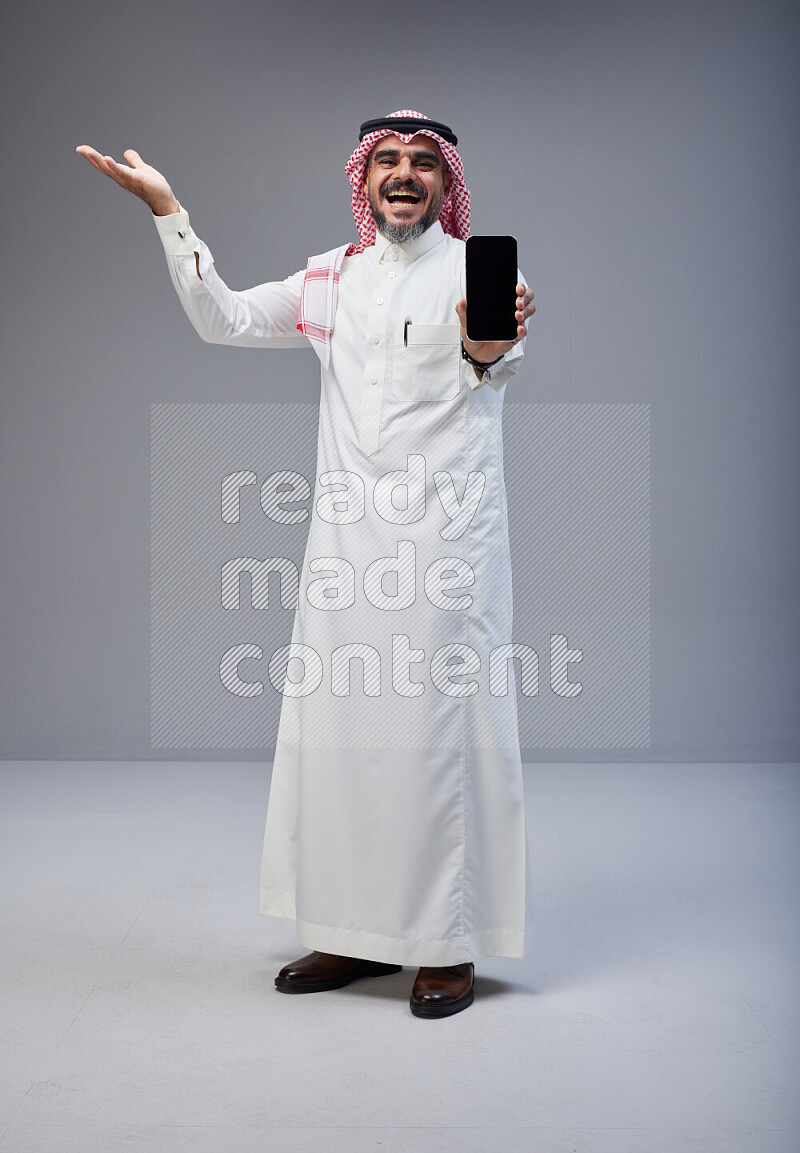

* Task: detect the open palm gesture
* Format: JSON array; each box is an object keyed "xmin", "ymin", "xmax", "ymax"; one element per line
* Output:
[{"xmin": 75, "ymin": 146, "xmax": 179, "ymax": 216}]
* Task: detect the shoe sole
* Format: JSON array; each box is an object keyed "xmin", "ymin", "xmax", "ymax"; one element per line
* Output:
[
  {"xmin": 274, "ymin": 961, "xmax": 403, "ymax": 994},
  {"xmin": 409, "ymin": 987, "xmax": 475, "ymax": 1018}
]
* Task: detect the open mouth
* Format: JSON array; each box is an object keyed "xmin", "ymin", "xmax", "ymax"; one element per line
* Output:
[{"xmin": 385, "ymin": 191, "xmax": 422, "ymax": 207}]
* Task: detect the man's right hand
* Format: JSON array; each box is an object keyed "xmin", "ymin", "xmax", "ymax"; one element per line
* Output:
[{"xmin": 75, "ymin": 146, "xmax": 180, "ymax": 217}]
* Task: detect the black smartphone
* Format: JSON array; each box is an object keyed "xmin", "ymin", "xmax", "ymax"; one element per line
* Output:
[{"xmin": 465, "ymin": 235, "xmax": 519, "ymax": 343}]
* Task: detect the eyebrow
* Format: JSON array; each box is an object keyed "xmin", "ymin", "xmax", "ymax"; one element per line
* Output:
[{"xmin": 371, "ymin": 148, "xmax": 442, "ymax": 166}]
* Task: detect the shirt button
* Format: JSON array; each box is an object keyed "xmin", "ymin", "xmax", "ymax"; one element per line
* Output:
[
  {"xmin": 376, "ymin": 298, "xmax": 384, "ymax": 306},
  {"xmin": 387, "ymin": 271, "xmax": 396, "ymax": 279},
  {"xmin": 372, "ymin": 336, "xmax": 381, "ymax": 345},
  {"xmin": 369, "ymin": 377, "xmax": 378, "ymax": 386}
]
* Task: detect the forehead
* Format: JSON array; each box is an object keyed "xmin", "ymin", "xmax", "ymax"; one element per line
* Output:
[{"xmin": 366, "ymin": 133, "xmax": 446, "ymax": 166}]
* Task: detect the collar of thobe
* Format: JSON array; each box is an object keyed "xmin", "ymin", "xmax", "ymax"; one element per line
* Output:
[
  {"xmin": 297, "ymin": 222, "xmax": 447, "ymax": 368},
  {"xmin": 371, "ymin": 219, "xmax": 445, "ymax": 264}
]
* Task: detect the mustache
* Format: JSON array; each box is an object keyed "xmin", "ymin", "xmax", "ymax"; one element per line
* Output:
[{"xmin": 380, "ymin": 179, "xmax": 427, "ymax": 201}]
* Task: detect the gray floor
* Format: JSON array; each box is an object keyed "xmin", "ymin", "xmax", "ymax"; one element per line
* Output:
[{"xmin": 0, "ymin": 761, "xmax": 797, "ymax": 1153}]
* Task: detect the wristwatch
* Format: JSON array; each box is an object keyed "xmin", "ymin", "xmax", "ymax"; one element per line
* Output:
[{"xmin": 461, "ymin": 343, "xmax": 504, "ymax": 371}]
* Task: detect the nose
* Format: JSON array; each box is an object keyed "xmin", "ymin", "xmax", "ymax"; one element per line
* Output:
[{"xmin": 394, "ymin": 156, "xmax": 414, "ymax": 181}]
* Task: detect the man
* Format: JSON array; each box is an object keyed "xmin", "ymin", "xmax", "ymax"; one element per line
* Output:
[{"xmin": 76, "ymin": 110, "xmax": 536, "ymax": 1019}]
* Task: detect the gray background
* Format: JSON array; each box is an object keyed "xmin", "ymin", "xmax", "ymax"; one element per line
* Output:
[{"xmin": 1, "ymin": 0, "xmax": 797, "ymax": 761}]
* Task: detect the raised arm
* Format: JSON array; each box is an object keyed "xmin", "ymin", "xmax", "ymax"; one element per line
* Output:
[{"xmin": 75, "ymin": 145, "xmax": 310, "ymax": 349}]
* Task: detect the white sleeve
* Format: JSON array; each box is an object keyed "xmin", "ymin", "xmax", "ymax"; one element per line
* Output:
[
  {"xmin": 481, "ymin": 328, "xmax": 526, "ymax": 393},
  {"xmin": 152, "ymin": 204, "xmax": 310, "ymax": 349}
]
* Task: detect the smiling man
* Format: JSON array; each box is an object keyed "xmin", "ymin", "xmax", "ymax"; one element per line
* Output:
[
  {"xmin": 76, "ymin": 109, "xmax": 535, "ymax": 1019},
  {"xmin": 364, "ymin": 135, "xmax": 452, "ymax": 243}
]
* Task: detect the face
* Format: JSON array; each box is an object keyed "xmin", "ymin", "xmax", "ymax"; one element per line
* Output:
[{"xmin": 363, "ymin": 134, "xmax": 452, "ymax": 244}]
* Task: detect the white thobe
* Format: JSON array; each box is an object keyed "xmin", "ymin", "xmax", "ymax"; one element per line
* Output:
[{"xmin": 154, "ymin": 206, "xmax": 533, "ymax": 965}]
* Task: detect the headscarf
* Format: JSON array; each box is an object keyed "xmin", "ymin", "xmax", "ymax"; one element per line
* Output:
[{"xmin": 343, "ymin": 109, "xmax": 471, "ymax": 254}]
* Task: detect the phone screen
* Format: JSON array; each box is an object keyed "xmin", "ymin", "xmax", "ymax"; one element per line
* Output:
[{"xmin": 465, "ymin": 235, "xmax": 518, "ymax": 343}]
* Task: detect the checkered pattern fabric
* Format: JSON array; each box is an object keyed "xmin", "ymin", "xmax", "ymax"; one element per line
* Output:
[
  {"xmin": 296, "ymin": 246, "xmax": 349, "ymax": 356},
  {"xmin": 344, "ymin": 108, "xmax": 470, "ymax": 255}
]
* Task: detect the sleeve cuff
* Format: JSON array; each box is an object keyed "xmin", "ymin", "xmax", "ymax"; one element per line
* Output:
[
  {"xmin": 152, "ymin": 202, "xmax": 198, "ymax": 257},
  {"xmin": 467, "ymin": 363, "xmax": 489, "ymax": 390},
  {"xmin": 469, "ymin": 338, "xmax": 526, "ymax": 392},
  {"xmin": 466, "ymin": 351, "xmax": 508, "ymax": 390},
  {"xmin": 483, "ymin": 355, "xmax": 506, "ymax": 385}
]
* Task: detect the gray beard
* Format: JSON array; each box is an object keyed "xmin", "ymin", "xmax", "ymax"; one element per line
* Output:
[
  {"xmin": 372, "ymin": 215, "xmax": 428, "ymax": 244},
  {"xmin": 369, "ymin": 182, "xmax": 445, "ymax": 245}
]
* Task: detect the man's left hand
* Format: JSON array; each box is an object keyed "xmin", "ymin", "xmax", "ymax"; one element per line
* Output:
[{"xmin": 455, "ymin": 282, "xmax": 536, "ymax": 368}]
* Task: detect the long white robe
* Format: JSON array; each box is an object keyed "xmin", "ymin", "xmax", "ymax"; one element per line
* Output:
[{"xmin": 154, "ymin": 207, "xmax": 533, "ymax": 966}]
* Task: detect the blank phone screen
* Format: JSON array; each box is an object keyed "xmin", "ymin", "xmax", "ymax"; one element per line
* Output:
[{"xmin": 465, "ymin": 235, "xmax": 518, "ymax": 343}]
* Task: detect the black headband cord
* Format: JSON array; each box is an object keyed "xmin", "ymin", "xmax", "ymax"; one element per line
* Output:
[{"xmin": 358, "ymin": 117, "xmax": 458, "ymax": 146}]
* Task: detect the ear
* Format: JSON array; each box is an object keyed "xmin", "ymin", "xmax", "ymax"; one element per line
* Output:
[{"xmin": 443, "ymin": 164, "xmax": 453, "ymax": 198}]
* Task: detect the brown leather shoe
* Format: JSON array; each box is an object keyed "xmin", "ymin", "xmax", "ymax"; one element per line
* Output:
[
  {"xmin": 409, "ymin": 962, "xmax": 475, "ymax": 1018},
  {"xmin": 274, "ymin": 950, "xmax": 403, "ymax": 994}
]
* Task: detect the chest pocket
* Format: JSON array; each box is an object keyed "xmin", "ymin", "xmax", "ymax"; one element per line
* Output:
[{"xmin": 392, "ymin": 323, "xmax": 461, "ymax": 402}]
